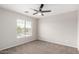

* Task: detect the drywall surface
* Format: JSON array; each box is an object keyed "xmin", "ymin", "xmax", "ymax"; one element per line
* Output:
[
  {"xmin": 0, "ymin": 8, "xmax": 37, "ymax": 50},
  {"xmin": 38, "ymin": 11, "xmax": 77, "ymax": 48}
]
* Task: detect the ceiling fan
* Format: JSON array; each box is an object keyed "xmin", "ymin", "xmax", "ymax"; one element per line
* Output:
[{"xmin": 25, "ymin": 4, "xmax": 51, "ymax": 16}]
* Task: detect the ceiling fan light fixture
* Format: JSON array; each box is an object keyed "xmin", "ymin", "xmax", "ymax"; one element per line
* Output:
[{"xmin": 38, "ymin": 12, "xmax": 41, "ymax": 15}]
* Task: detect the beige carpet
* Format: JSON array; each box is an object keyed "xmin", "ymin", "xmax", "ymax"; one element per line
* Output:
[{"xmin": 0, "ymin": 40, "xmax": 78, "ymax": 54}]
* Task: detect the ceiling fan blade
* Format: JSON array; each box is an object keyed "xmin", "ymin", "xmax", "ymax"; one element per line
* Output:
[
  {"xmin": 42, "ymin": 10, "xmax": 51, "ymax": 13},
  {"xmin": 41, "ymin": 13, "xmax": 44, "ymax": 16},
  {"xmin": 24, "ymin": 11, "xmax": 29, "ymax": 13},
  {"xmin": 33, "ymin": 13, "xmax": 38, "ymax": 15},
  {"xmin": 31, "ymin": 8, "xmax": 38, "ymax": 11},
  {"xmin": 39, "ymin": 4, "xmax": 44, "ymax": 11},
  {"xmin": 40, "ymin": 4, "xmax": 44, "ymax": 9}
]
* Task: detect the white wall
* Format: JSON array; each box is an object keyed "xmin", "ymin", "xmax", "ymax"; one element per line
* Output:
[
  {"xmin": 0, "ymin": 8, "xmax": 37, "ymax": 51},
  {"xmin": 38, "ymin": 11, "xmax": 77, "ymax": 48},
  {"xmin": 77, "ymin": 10, "xmax": 79, "ymax": 50}
]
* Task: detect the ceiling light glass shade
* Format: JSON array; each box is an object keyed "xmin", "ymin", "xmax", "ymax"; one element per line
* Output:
[{"xmin": 38, "ymin": 12, "xmax": 41, "ymax": 15}]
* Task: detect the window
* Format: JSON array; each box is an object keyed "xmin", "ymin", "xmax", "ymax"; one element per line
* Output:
[{"xmin": 16, "ymin": 19, "xmax": 32, "ymax": 38}]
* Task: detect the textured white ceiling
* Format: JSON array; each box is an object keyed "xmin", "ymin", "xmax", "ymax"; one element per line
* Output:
[{"xmin": 0, "ymin": 4, "xmax": 78, "ymax": 18}]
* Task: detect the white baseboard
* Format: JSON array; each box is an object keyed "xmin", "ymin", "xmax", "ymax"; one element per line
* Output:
[
  {"xmin": 0, "ymin": 38, "xmax": 36, "ymax": 51},
  {"xmin": 38, "ymin": 36, "xmax": 77, "ymax": 48}
]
